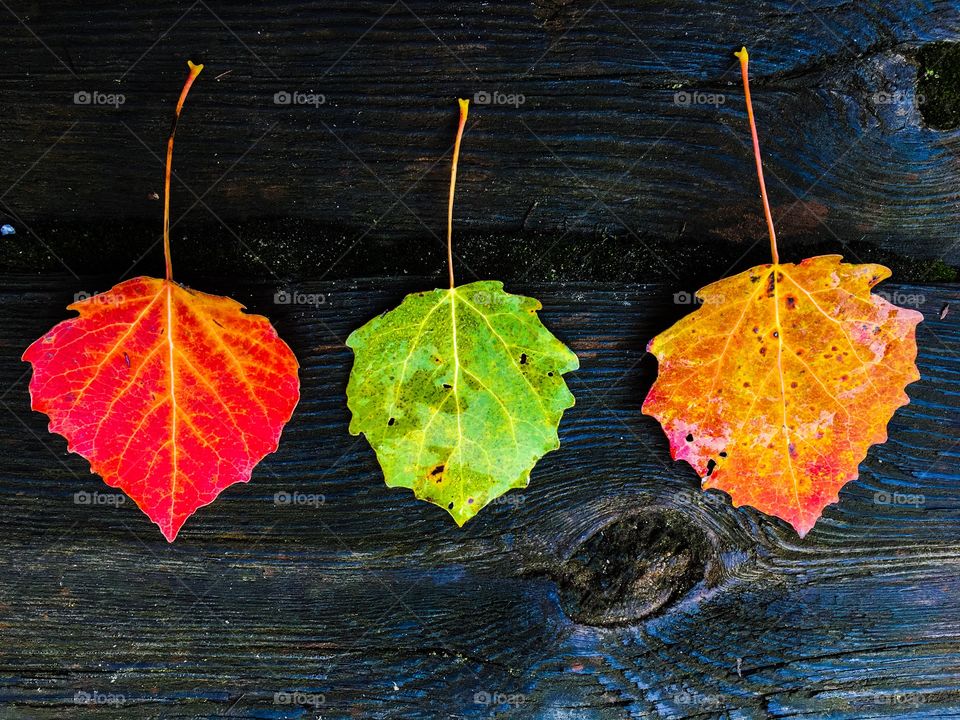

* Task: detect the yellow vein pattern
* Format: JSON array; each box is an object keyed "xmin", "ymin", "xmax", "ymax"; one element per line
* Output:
[
  {"xmin": 643, "ymin": 255, "xmax": 922, "ymax": 537},
  {"xmin": 22, "ymin": 276, "xmax": 300, "ymax": 541},
  {"xmin": 346, "ymin": 280, "xmax": 579, "ymax": 525}
]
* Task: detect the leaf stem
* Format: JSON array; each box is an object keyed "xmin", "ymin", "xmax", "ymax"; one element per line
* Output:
[
  {"xmin": 448, "ymin": 98, "xmax": 470, "ymax": 289},
  {"xmin": 164, "ymin": 60, "xmax": 204, "ymax": 282},
  {"xmin": 735, "ymin": 47, "xmax": 779, "ymax": 265}
]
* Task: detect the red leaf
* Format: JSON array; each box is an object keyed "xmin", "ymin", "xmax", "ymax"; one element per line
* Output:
[{"xmin": 23, "ymin": 277, "xmax": 299, "ymax": 540}]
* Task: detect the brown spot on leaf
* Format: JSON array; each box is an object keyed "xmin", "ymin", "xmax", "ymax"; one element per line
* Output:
[{"xmin": 765, "ymin": 272, "xmax": 776, "ymax": 297}]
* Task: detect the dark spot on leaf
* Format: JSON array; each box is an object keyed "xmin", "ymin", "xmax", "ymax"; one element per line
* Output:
[
  {"xmin": 448, "ymin": 502, "xmax": 454, "ymax": 509},
  {"xmin": 213, "ymin": 319, "xmax": 224, "ymax": 329},
  {"xmin": 548, "ymin": 371, "xmax": 554, "ymax": 377},
  {"xmin": 719, "ymin": 451, "xmax": 727, "ymax": 458},
  {"xmin": 759, "ymin": 346, "xmax": 767, "ymax": 356},
  {"xmin": 790, "ymin": 381, "xmax": 798, "ymax": 388},
  {"xmin": 388, "ymin": 417, "xmax": 395, "ymax": 426},
  {"xmin": 750, "ymin": 275, "xmax": 760, "ymax": 283},
  {"xmin": 752, "ymin": 326, "xmax": 759, "ymax": 333},
  {"xmin": 520, "ymin": 353, "xmax": 527, "ymax": 365},
  {"xmin": 743, "ymin": 381, "xmax": 750, "ymax": 387},
  {"xmin": 686, "ymin": 433, "xmax": 694, "ymax": 442},
  {"xmin": 788, "ymin": 442, "xmax": 797, "ymax": 458},
  {"xmin": 765, "ymin": 272, "xmax": 776, "ymax": 297},
  {"xmin": 705, "ymin": 459, "xmax": 717, "ymax": 476},
  {"xmin": 430, "ymin": 465, "xmax": 444, "ymax": 476},
  {"xmin": 442, "ymin": 383, "xmax": 452, "ymax": 389},
  {"xmin": 772, "ymin": 331, "xmax": 779, "ymax": 338},
  {"xmin": 786, "ymin": 296, "xmax": 796, "ymax": 309},
  {"xmin": 123, "ymin": 352, "xmax": 130, "ymax": 368},
  {"xmin": 468, "ymin": 498, "xmax": 474, "ymax": 504}
]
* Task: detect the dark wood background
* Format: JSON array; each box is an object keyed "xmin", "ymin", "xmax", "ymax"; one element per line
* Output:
[
  {"xmin": 1, "ymin": 1, "xmax": 959, "ymax": 718},
  {"xmin": 0, "ymin": 277, "xmax": 958, "ymax": 719},
  {"xmin": 1, "ymin": 0, "xmax": 960, "ymax": 281}
]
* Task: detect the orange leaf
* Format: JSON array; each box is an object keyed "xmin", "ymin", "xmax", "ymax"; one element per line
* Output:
[
  {"xmin": 642, "ymin": 255, "xmax": 922, "ymax": 536},
  {"xmin": 23, "ymin": 277, "xmax": 300, "ymax": 540}
]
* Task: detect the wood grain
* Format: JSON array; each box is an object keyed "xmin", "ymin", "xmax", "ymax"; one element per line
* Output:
[
  {"xmin": 1, "ymin": 0, "xmax": 960, "ymax": 278},
  {"xmin": 0, "ymin": 274, "xmax": 957, "ymax": 719}
]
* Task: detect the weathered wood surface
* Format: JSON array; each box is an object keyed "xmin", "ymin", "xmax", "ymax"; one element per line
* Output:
[
  {"xmin": 2, "ymin": 0, "xmax": 960, "ymax": 278},
  {"xmin": 0, "ymin": 274, "xmax": 957, "ymax": 719}
]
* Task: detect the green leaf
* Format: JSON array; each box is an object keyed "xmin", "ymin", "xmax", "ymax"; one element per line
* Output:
[{"xmin": 346, "ymin": 280, "xmax": 579, "ymax": 525}]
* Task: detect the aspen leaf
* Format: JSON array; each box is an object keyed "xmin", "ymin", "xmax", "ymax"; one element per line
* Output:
[
  {"xmin": 346, "ymin": 100, "xmax": 578, "ymax": 525},
  {"xmin": 642, "ymin": 48, "xmax": 922, "ymax": 537},
  {"xmin": 22, "ymin": 63, "xmax": 300, "ymax": 541}
]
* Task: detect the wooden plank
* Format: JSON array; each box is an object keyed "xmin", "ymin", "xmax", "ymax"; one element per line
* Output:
[
  {"xmin": 1, "ymin": 1, "xmax": 960, "ymax": 278},
  {"xmin": 0, "ymin": 274, "xmax": 957, "ymax": 718}
]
